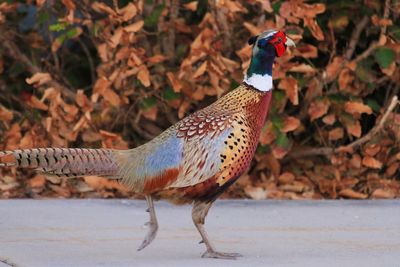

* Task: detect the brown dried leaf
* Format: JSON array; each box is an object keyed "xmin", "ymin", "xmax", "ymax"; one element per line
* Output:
[
  {"xmin": 304, "ymin": 18, "xmax": 324, "ymax": 40},
  {"xmin": 193, "ymin": 61, "xmax": 207, "ymax": 79},
  {"xmin": 339, "ymin": 189, "xmax": 368, "ymax": 199},
  {"xmin": 0, "ymin": 106, "xmax": 13, "ymax": 122},
  {"xmin": 371, "ymin": 188, "xmax": 395, "ymax": 199},
  {"xmin": 28, "ymin": 174, "xmax": 46, "ymax": 188},
  {"xmin": 26, "ymin": 72, "xmax": 52, "ymax": 86},
  {"xmin": 328, "ymin": 127, "xmax": 344, "ymax": 141},
  {"xmin": 364, "ymin": 144, "xmax": 381, "ymax": 157},
  {"xmin": 120, "ymin": 3, "xmax": 137, "ymax": 21},
  {"xmin": 325, "ymin": 56, "xmax": 343, "ymax": 82},
  {"xmin": 256, "ymin": 0, "xmax": 273, "ymax": 12},
  {"xmin": 183, "ymin": 1, "xmax": 198, "ymax": 11},
  {"xmin": 344, "ymin": 101, "xmax": 373, "ymax": 115},
  {"xmin": 27, "ymin": 95, "xmax": 48, "ymax": 111},
  {"xmin": 322, "ymin": 114, "xmax": 336, "ymax": 125},
  {"xmin": 278, "ymin": 76, "xmax": 298, "ymax": 105},
  {"xmin": 338, "ymin": 68, "xmax": 353, "ymax": 90},
  {"xmin": 345, "ymin": 120, "xmax": 362, "ymax": 137},
  {"xmin": 282, "ymin": 116, "xmax": 300, "ymax": 133},
  {"xmin": 295, "ymin": 44, "xmax": 318, "ymax": 58},
  {"xmin": 147, "ymin": 54, "xmax": 167, "ymax": 63},
  {"xmin": 124, "ymin": 20, "xmax": 144, "ymax": 32},
  {"xmin": 137, "ymin": 65, "xmax": 151, "ymax": 87},
  {"xmin": 308, "ymin": 99, "xmax": 330, "ymax": 121},
  {"xmin": 166, "ymin": 72, "xmax": 182, "ymax": 92},
  {"xmin": 362, "ymin": 156, "xmax": 382, "ymax": 169},
  {"xmin": 103, "ymin": 88, "xmax": 121, "ymax": 106},
  {"xmin": 278, "ymin": 172, "xmax": 295, "ymax": 185}
]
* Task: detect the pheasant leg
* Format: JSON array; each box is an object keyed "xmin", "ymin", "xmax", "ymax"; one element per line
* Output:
[
  {"xmin": 137, "ymin": 195, "xmax": 158, "ymax": 251},
  {"xmin": 192, "ymin": 201, "xmax": 243, "ymax": 259}
]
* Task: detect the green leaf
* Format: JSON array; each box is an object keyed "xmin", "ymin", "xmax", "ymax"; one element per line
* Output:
[
  {"xmin": 276, "ymin": 132, "xmax": 289, "ymax": 148},
  {"xmin": 141, "ymin": 96, "xmax": 157, "ymax": 110},
  {"xmin": 355, "ymin": 59, "xmax": 374, "ymax": 83},
  {"xmin": 374, "ymin": 47, "xmax": 395, "ymax": 69},
  {"xmin": 49, "ymin": 22, "xmax": 68, "ymax": 32},
  {"xmin": 65, "ymin": 27, "xmax": 81, "ymax": 39},
  {"xmin": 270, "ymin": 114, "xmax": 284, "ymax": 130},
  {"xmin": 366, "ymin": 99, "xmax": 380, "ymax": 113},
  {"xmin": 163, "ymin": 88, "xmax": 180, "ymax": 100},
  {"xmin": 144, "ymin": 3, "xmax": 165, "ymax": 28}
]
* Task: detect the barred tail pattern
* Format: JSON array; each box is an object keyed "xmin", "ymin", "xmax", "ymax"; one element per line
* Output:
[{"xmin": 0, "ymin": 148, "xmax": 119, "ymax": 178}]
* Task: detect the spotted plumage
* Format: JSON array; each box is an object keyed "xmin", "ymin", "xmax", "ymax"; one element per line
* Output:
[{"xmin": 0, "ymin": 30, "xmax": 295, "ymax": 259}]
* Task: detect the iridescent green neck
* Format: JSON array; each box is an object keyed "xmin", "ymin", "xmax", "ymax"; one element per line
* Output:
[{"xmin": 244, "ymin": 51, "xmax": 275, "ymax": 92}]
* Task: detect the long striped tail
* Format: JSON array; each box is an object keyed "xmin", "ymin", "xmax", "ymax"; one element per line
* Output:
[{"xmin": 0, "ymin": 148, "xmax": 119, "ymax": 178}]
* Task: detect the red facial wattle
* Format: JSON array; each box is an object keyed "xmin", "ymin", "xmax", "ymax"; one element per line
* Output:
[{"xmin": 269, "ymin": 31, "xmax": 287, "ymax": 57}]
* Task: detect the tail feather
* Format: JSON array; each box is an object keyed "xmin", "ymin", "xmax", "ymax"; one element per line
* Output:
[{"xmin": 0, "ymin": 148, "xmax": 120, "ymax": 178}]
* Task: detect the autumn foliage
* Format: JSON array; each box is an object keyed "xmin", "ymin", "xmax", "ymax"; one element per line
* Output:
[{"xmin": 0, "ymin": 0, "xmax": 399, "ymax": 199}]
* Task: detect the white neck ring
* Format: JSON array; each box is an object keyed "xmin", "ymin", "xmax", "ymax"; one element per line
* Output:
[{"xmin": 243, "ymin": 74, "xmax": 273, "ymax": 92}]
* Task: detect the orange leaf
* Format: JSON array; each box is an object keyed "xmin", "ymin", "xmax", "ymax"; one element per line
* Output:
[
  {"xmin": 28, "ymin": 174, "xmax": 46, "ymax": 188},
  {"xmin": 338, "ymin": 68, "xmax": 353, "ymax": 90},
  {"xmin": 295, "ymin": 44, "xmax": 318, "ymax": 58},
  {"xmin": 147, "ymin": 54, "xmax": 167, "ymax": 63},
  {"xmin": 282, "ymin": 116, "xmax": 300, "ymax": 133},
  {"xmin": 371, "ymin": 189, "xmax": 395, "ymax": 199},
  {"xmin": 137, "ymin": 65, "xmax": 151, "ymax": 87},
  {"xmin": 278, "ymin": 76, "xmax": 298, "ymax": 105},
  {"xmin": 120, "ymin": 2, "xmax": 137, "ymax": 21},
  {"xmin": 325, "ymin": 56, "xmax": 343, "ymax": 82},
  {"xmin": 103, "ymin": 88, "xmax": 121, "ymax": 106},
  {"xmin": 339, "ymin": 189, "xmax": 367, "ymax": 199},
  {"xmin": 328, "ymin": 127, "xmax": 344, "ymax": 141},
  {"xmin": 304, "ymin": 17, "xmax": 324, "ymax": 40},
  {"xmin": 166, "ymin": 72, "xmax": 182, "ymax": 93},
  {"xmin": 27, "ymin": 95, "xmax": 48, "ymax": 111},
  {"xmin": 308, "ymin": 99, "xmax": 330, "ymax": 121},
  {"xmin": 362, "ymin": 156, "xmax": 382, "ymax": 169},
  {"xmin": 0, "ymin": 106, "xmax": 13, "ymax": 122},
  {"xmin": 183, "ymin": 1, "xmax": 198, "ymax": 11},
  {"xmin": 193, "ymin": 61, "xmax": 207, "ymax": 79},
  {"xmin": 26, "ymin": 72, "xmax": 52, "ymax": 87},
  {"xmin": 124, "ymin": 20, "xmax": 144, "ymax": 32},
  {"xmin": 344, "ymin": 101, "xmax": 372, "ymax": 115},
  {"xmin": 93, "ymin": 76, "xmax": 111, "ymax": 94},
  {"xmin": 289, "ymin": 64, "xmax": 316, "ymax": 73},
  {"xmin": 322, "ymin": 114, "xmax": 336, "ymax": 125},
  {"xmin": 345, "ymin": 120, "xmax": 362, "ymax": 137},
  {"xmin": 278, "ymin": 172, "xmax": 295, "ymax": 184}
]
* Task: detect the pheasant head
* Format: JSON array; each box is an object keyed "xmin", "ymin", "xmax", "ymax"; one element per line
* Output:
[{"xmin": 244, "ymin": 30, "xmax": 295, "ymax": 92}]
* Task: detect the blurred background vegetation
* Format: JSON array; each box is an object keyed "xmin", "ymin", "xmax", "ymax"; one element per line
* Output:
[{"xmin": 0, "ymin": 0, "xmax": 399, "ymax": 199}]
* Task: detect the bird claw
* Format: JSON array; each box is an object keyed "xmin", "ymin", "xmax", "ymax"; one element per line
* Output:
[
  {"xmin": 202, "ymin": 251, "xmax": 243, "ymax": 260},
  {"xmin": 137, "ymin": 221, "xmax": 158, "ymax": 251},
  {"xmin": 199, "ymin": 240, "xmax": 204, "ymax": 244}
]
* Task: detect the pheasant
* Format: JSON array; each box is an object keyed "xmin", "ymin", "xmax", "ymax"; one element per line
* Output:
[{"xmin": 0, "ymin": 30, "xmax": 295, "ymax": 259}]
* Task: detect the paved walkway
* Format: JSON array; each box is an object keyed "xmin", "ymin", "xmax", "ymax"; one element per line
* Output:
[{"xmin": 0, "ymin": 199, "xmax": 399, "ymax": 267}]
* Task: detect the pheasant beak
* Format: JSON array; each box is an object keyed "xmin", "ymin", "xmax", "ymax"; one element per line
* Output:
[{"xmin": 285, "ymin": 36, "xmax": 296, "ymax": 47}]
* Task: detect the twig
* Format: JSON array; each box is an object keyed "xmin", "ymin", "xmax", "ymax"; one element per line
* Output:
[
  {"xmin": 345, "ymin": 16, "xmax": 369, "ymax": 60},
  {"xmin": 0, "ymin": 29, "xmax": 76, "ymax": 101},
  {"xmin": 77, "ymin": 38, "xmax": 96, "ymax": 86},
  {"xmin": 288, "ymin": 96, "xmax": 399, "ymax": 159},
  {"xmin": 337, "ymin": 95, "xmax": 399, "ymax": 152}
]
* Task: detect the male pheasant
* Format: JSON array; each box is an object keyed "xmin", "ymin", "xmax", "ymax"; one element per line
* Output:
[{"xmin": 0, "ymin": 30, "xmax": 295, "ymax": 259}]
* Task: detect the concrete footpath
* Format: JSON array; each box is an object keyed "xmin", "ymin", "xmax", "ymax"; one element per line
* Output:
[{"xmin": 0, "ymin": 199, "xmax": 399, "ymax": 267}]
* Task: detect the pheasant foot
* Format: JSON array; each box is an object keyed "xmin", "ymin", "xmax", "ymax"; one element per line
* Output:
[
  {"xmin": 202, "ymin": 250, "xmax": 243, "ymax": 259},
  {"xmin": 137, "ymin": 195, "xmax": 158, "ymax": 251}
]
